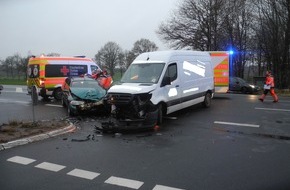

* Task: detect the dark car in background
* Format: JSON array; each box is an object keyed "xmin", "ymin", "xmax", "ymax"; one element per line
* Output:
[
  {"xmin": 61, "ymin": 77, "xmax": 108, "ymax": 116},
  {"xmin": 229, "ymin": 77, "xmax": 261, "ymax": 94}
]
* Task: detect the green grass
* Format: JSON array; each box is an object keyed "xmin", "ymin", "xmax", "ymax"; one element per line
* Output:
[{"xmin": 0, "ymin": 78, "xmax": 26, "ymax": 85}]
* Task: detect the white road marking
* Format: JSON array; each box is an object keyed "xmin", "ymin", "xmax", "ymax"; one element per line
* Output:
[
  {"xmin": 35, "ymin": 162, "xmax": 66, "ymax": 172},
  {"xmin": 7, "ymin": 155, "xmax": 185, "ymax": 190},
  {"xmin": 105, "ymin": 176, "xmax": 144, "ymax": 189},
  {"xmin": 45, "ymin": 104, "xmax": 63, "ymax": 108},
  {"xmin": 214, "ymin": 121, "xmax": 259, "ymax": 128},
  {"xmin": 153, "ymin": 184, "xmax": 185, "ymax": 190},
  {"xmin": 0, "ymin": 99, "xmax": 30, "ymax": 105},
  {"xmin": 67, "ymin": 169, "xmax": 100, "ymax": 180},
  {"xmin": 255, "ymin": 107, "xmax": 290, "ymax": 112},
  {"xmin": 16, "ymin": 88, "xmax": 23, "ymax": 93},
  {"xmin": 7, "ymin": 156, "xmax": 36, "ymax": 165}
]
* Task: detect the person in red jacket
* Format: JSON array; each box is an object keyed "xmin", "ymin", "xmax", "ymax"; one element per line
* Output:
[{"xmin": 259, "ymin": 70, "xmax": 278, "ymax": 102}]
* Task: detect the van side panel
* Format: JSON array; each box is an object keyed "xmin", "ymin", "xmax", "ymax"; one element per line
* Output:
[{"xmin": 166, "ymin": 54, "xmax": 213, "ymax": 113}]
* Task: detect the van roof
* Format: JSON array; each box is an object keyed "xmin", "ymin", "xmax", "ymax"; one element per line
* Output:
[
  {"xmin": 134, "ymin": 50, "xmax": 210, "ymax": 63},
  {"xmin": 29, "ymin": 56, "xmax": 93, "ymax": 62}
]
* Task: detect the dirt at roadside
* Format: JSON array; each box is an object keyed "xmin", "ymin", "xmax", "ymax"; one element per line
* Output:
[{"xmin": 0, "ymin": 120, "xmax": 70, "ymax": 143}]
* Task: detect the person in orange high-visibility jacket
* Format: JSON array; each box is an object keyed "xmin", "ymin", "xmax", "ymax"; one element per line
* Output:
[{"xmin": 259, "ymin": 70, "xmax": 278, "ymax": 102}]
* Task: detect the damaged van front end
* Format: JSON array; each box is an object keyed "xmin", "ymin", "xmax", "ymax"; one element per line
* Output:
[{"xmin": 104, "ymin": 85, "xmax": 159, "ymax": 131}]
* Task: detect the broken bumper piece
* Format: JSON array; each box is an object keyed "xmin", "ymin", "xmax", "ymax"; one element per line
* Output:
[{"xmin": 96, "ymin": 110, "xmax": 158, "ymax": 132}]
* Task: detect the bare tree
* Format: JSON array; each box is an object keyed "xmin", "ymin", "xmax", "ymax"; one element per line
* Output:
[
  {"xmin": 123, "ymin": 50, "xmax": 135, "ymax": 69},
  {"xmin": 131, "ymin": 38, "xmax": 158, "ymax": 56},
  {"xmin": 157, "ymin": 0, "xmax": 225, "ymax": 51},
  {"xmin": 223, "ymin": 0, "xmax": 255, "ymax": 78},
  {"xmin": 94, "ymin": 42, "xmax": 123, "ymax": 76},
  {"xmin": 125, "ymin": 38, "xmax": 158, "ymax": 68},
  {"xmin": 254, "ymin": 0, "xmax": 290, "ymax": 88},
  {"xmin": 157, "ymin": 0, "xmax": 256, "ymax": 78}
]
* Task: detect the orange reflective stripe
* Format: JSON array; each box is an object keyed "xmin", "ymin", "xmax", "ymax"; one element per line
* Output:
[{"xmin": 210, "ymin": 53, "xmax": 229, "ymax": 56}]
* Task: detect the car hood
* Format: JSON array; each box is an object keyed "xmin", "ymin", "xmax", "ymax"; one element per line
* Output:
[
  {"xmin": 70, "ymin": 87, "xmax": 106, "ymax": 100},
  {"xmin": 108, "ymin": 83, "xmax": 156, "ymax": 94}
]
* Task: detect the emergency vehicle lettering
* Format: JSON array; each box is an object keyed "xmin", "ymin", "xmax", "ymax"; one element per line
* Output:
[{"xmin": 45, "ymin": 65, "xmax": 87, "ymax": 77}]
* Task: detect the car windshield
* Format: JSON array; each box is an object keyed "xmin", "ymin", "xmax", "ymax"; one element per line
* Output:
[{"xmin": 120, "ymin": 63, "xmax": 165, "ymax": 84}]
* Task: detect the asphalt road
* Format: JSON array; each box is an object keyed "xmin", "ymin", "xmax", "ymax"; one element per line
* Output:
[
  {"xmin": 0, "ymin": 85, "xmax": 67, "ymax": 124},
  {"xmin": 1, "ymin": 85, "xmax": 290, "ymax": 190}
]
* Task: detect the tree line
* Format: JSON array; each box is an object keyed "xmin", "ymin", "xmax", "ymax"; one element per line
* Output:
[
  {"xmin": 157, "ymin": 0, "xmax": 290, "ymax": 88},
  {"xmin": 1, "ymin": 0, "xmax": 289, "ymax": 88},
  {"xmin": 0, "ymin": 39, "xmax": 158, "ymax": 80}
]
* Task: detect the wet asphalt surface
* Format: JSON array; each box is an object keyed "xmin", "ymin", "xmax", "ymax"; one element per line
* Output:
[{"xmin": 1, "ymin": 85, "xmax": 290, "ymax": 190}]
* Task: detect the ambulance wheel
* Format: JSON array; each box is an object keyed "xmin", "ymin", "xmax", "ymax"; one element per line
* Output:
[
  {"xmin": 157, "ymin": 104, "xmax": 164, "ymax": 125},
  {"xmin": 53, "ymin": 88, "xmax": 62, "ymax": 100},
  {"xmin": 203, "ymin": 92, "xmax": 211, "ymax": 108},
  {"xmin": 31, "ymin": 86, "xmax": 38, "ymax": 105}
]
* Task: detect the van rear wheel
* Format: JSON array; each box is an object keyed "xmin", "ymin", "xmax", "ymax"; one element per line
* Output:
[{"xmin": 203, "ymin": 92, "xmax": 211, "ymax": 108}]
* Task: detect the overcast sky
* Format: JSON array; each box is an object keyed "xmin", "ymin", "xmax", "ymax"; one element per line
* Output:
[{"xmin": 0, "ymin": 0, "xmax": 180, "ymax": 60}]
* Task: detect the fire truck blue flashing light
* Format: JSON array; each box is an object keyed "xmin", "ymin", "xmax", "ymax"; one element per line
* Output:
[{"xmin": 229, "ymin": 50, "xmax": 234, "ymax": 55}]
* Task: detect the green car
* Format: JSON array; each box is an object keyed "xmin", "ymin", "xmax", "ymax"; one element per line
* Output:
[{"xmin": 61, "ymin": 77, "xmax": 108, "ymax": 116}]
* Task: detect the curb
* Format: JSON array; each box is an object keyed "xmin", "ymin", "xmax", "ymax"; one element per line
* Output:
[{"xmin": 0, "ymin": 123, "xmax": 76, "ymax": 151}]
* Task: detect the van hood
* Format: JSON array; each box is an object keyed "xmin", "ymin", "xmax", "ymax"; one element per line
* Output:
[{"xmin": 108, "ymin": 83, "xmax": 156, "ymax": 94}]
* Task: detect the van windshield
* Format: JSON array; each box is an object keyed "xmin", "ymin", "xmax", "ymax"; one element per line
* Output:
[{"xmin": 121, "ymin": 63, "xmax": 165, "ymax": 84}]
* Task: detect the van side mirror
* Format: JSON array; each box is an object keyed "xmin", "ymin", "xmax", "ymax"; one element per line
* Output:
[{"xmin": 161, "ymin": 76, "xmax": 171, "ymax": 87}]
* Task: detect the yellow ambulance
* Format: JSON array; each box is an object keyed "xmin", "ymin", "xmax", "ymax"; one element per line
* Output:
[{"xmin": 27, "ymin": 56, "xmax": 100, "ymax": 102}]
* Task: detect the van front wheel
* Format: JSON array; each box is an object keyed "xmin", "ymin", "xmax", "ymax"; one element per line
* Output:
[{"xmin": 203, "ymin": 92, "xmax": 211, "ymax": 108}]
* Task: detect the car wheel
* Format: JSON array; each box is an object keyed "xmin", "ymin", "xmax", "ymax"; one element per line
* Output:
[
  {"xmin": 203, "ymin": 92, "xmax": 211, "ymax": 108},
  {"xmin": 53, "ymin": 88, "xmax": 63, "ymax": 100},
  {"xmin": 157, "ymin": 104, "xmax": 163, "ymax": 125},
  {"xmin": 241, "ymin": 87, "xmax": 247, "ymax": 94}
]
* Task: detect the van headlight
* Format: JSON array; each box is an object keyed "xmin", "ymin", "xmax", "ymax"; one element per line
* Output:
[{"xmin": 70, "ymin": 100, "xmax": 85, "ymax": 106}]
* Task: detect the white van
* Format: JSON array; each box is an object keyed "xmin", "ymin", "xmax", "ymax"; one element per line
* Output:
[{"xmin": 106, "ymin": 50, "xmax": 214, "ymax": 129}]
